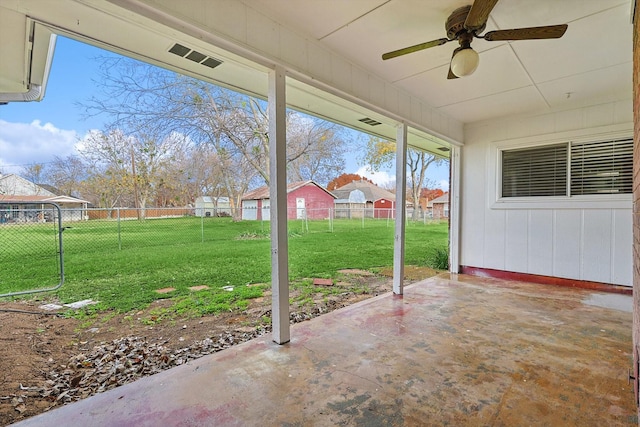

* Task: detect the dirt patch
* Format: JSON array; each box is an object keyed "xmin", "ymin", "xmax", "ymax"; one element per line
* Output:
[
  {"xmin": 0, "ymin": 267, "xmax": 438, "ymax": 425},
  {"xmin": 379, "ymin": 265, "xmax": 439, "ymax": 281}
]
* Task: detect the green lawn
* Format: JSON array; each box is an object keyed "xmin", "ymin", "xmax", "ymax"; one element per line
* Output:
[{"xmin": 0, "ymin": 217, "xmax": 448, "ymax": 316}]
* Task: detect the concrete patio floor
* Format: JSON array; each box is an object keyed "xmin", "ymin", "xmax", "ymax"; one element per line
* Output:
[{"xmin": 13, "ymin": 274, "xmax": 635, "ymax": 426}]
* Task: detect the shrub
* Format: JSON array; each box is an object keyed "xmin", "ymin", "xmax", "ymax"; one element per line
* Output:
[{"xmin": 428, "ymin": 246, "xmax": 449, "ymax": 270}]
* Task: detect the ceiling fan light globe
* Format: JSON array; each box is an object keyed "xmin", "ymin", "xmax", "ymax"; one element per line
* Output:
[{"xmin": 451, "ymin": 48, "xmax": 479, "ymax": 77}]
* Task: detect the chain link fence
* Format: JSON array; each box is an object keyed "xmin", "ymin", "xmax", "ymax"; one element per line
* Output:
[
  {"xmin": 51, "ymin": 207, "xmax": 446, "ymax": 252},
  {"xmin": 0, "ymin": 203, "xmax": 64, "ymax": 296},
  {"xmin": 1, "ymin": 206, "xmax": 446, "ymax": 255},
  {"xmin": 1, "ymin": 204, "xmax": 448, "ymax": 297}
]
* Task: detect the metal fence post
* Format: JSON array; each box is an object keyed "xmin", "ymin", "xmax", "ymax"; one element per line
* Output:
[
  {"xmin": 329, "ymin": 208, "xmax": 333, "ymax": 233},
  {"xmin": 117, "ymin": 207, "xmax": 122, "ymax": 250}
]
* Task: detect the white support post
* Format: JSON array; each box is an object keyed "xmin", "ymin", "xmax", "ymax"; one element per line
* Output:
[
  {"xmin": 269, "ymin": 66, "xmax": 290, "ymax": 344},
  {"xmin": 393, "ymin": 123, "xmax": 408, "ymax": 295},
  {"xmin": 449, "ymin": 145, "xmax": 461, "ymax": 274}
]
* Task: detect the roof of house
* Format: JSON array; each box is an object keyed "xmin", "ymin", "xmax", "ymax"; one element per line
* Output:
[
  {"xmin": 0, "ymin": 195, "xmax": 89, "ymax": 204},
  {"xmin": 0, "ymin": 173, "xmax": 57, "ymax": 197},
  {"xmin": 331, "ymin": 180, "xmax": 395, "ymax": 203},
  {"xmin": 427, "ymin": 193, "xmax": 449, "ymax": 207},
  {"xmin": 242, "ymin": 180, "xmax": 335, "ymax": 200},
  {"xmin": 0, "ymin": 174, "xmax": 90, "ymax": 204},
  {"xmin": 37, "ymin": 183, "xmax": 63, "ymax": 195}
]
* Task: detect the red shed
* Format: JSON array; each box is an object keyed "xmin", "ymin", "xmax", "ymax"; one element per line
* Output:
[{"xmin": 241, "ymin": 180, "xmax": 335, "ymax": 220}]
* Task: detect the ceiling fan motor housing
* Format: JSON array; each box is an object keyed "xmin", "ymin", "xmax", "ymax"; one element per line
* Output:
[{"xmin": 446, "ymin": 5, "xmax": 484, "ymax": 39}]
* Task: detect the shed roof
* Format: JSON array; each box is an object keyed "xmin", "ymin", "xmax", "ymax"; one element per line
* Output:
[
  {"xmin": 0, "ymin": 195, "xmax": 89, "ymax": 204},
  {"xmin": 427, "ymin": 193, "xmax": 449, "ymax": 207},
  {"xmin": 331, "ymin": 180, "xmax": 395, "ymax": 203},
  {"xmin": 242, "ymin": 180, "xmax": 335, "ymax": 201},
  {"xmin": 196, "ymin": 196, "xmax": 214, "ymax": 203}
]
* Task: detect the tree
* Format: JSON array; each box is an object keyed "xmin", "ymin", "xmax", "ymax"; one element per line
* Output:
[
  {"xmin": 286, "ymin": 116, "xmax": 346, "ymax": 185},
  {"xmin": 153, "ymin": 143, "xmax": 224, "ymax": 207},
  {"xmin": 46, "ymin": 155, "xmax": 88, "ymax": 197},
  {"xmin": 326, "ymin": 173, "xmax": 374, "ymax": 191},
  {"xmin": 406, "ymin": 152, "xmax": 442, "ymax": 220},
  {"xmin": 81, "ymin": 57, "xmax": 348, "ymax": 216},
  {"xmin": 361, "ymin": 136, "xmax": 445, "ymax": 220},
  {"xmin": 421, "ymin": 187, "xmax": 444, "ymax": 202},
  {"xmin": 78, "ymin": 130, "xmax": 135, "ymax": 209},
  {"xmin": 78, "ymin": 129, "xmax": 187, "ymax": 217},
  {"xmin": 21, "ymin": 163, "xmax": 47, "ymax": 194}
]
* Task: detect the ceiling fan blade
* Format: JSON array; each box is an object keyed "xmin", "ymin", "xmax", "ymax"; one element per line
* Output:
[
  {"xmin": 447, "ymin": 48, "xmax": 459, "ymax": 80},
  {"xmin": 382, "ymin": 38, "xmax": 449, "ymax": 60},
  {"xmin": 464, "ymin": 0, "xmax": 499, "ymax": 32},
  {"xmin": 483, "ymin": 24, "xmax": 568, "ymax": 41}
]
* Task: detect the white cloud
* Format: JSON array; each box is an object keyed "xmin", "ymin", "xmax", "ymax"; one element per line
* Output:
[
  {"xmin": 0, "ymin": 119, "xmax": 79, "ymax": 174},
  {"xmin": 356, "ymin": 165, "xmax": 395, "ymax": 188},
  {"xmin": 437, "ymin": 179, "xmax": 449, "ymax": 192}
]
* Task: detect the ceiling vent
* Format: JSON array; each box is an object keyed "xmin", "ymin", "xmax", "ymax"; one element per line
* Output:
[
  {"xmin": 358, "ymin": 117, "xmax": 382, "ymax": 126},
  {"xmin": 168, "ymin": 43, "xmax": 222, "ymax": 69}
]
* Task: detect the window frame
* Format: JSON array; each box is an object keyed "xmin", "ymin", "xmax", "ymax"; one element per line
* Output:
[{"xmin": 490, "ymin": 128, "xmax": 632, "ymax": 210}]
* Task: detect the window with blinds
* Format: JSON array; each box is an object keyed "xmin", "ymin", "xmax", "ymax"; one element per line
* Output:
[
  {"xmin": 500, "ymin": 138, "xmax": 633, "ymax": 198},
  {"xmin": 501, "ymin": 144, "xmax": 568, "ymax": 197},
  {"xmin": 570, "ymin": 138, "xmax": 633, "ymax": 195}
]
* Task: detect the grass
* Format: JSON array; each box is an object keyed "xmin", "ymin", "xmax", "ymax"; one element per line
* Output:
[
  {"xmin": 0, "ymin": 217, "xmax": 449, "ymax": 317},
  {"xmin": 428, "ymin": 246, "xmax": 450, "ymax": 270}
]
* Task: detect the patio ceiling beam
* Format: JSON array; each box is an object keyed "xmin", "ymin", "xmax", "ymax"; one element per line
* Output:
[
  {"xmin": 393, "ymin": 123, "xmax": 408, "ymax": 295},
  {"xmin": 269, "ymin": 65, "xmax": 290, "ymax": 345}
]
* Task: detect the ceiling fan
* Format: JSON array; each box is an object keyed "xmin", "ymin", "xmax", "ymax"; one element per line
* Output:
[{"xmin": 381, "ymin": 0, "xmax": 568, "ymax": 79}]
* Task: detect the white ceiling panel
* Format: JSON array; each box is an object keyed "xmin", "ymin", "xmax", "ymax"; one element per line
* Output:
[
  {"xmin": 395, "ymin": 44, "xmax": 534, "ymax": 108},
  {"xmin": 537, "ymin": 62, "xmax": 633, "ymax": 109},
  {"xmin": 489, "ymin": 0, "xmax": 628, "ymax": 30},
  {"xmin": 511, "ymin": 3, "xmax": 632, "ymax": 83},
  {"xmin": 246, "ymin": 0, "xmax": 388, "ymax": 40},
  {"xmin": 439, "ymin": 86, "xmax": 549, "ymax": 123}
]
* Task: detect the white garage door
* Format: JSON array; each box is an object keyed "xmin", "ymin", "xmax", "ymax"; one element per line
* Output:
[
  {"xmin": 242, "ymin": 200, "xmax": 258, "ymax": 220},
  {"xmin": 261, "ymin": 199, "xmax": 271, "ymax": 221}
]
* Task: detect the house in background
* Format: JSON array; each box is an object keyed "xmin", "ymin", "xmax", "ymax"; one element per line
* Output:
[
  {"xmin": 427, "ymin": 193, "xmax": 449, "ymax": 219},
  {"xmin": 0, "ymin": 174, "xmax": 55, "ymax": 197},
  {"xmin": 0, "ymin": 174, "xmax": 89, "ymax": 222},
  {"xmin": 332, "ymin": 180, "xmax": 396, "ymax": 219},
  {"xmin": 241, "ymin": 181, "xmax": 335, "ymax": 221},
  {"xmin": 194, "ymin": 196, "xmax": 231, "ymax": 217}
]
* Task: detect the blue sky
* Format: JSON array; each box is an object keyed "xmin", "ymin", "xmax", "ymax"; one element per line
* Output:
[{"xmin": 0, "ymin": 36, "xmax": 448, "ymax": 190}]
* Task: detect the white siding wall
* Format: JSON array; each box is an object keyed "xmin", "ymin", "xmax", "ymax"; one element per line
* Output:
[{"xmin": 461, "ymin": 100, "xmax": 633, "ymax": 286}]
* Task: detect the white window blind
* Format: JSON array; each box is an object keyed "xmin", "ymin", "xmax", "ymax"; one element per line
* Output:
[
  {"xmin": 501, "ymin": 144, "xmax": 568, "ymax": 197},
  {"xmin": 570, "ymin": 138, "xmax": 633, "ymax": 195},
  {"xmin": 501, "ymin": 138, "xmax": 633, "ymax": 198}
]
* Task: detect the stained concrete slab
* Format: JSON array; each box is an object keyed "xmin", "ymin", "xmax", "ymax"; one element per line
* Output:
[
  {"xmin": 583, "ymin": 293, "xmax": 633, "ymax": 312},
  {"xmin": 13, "ymin": 274, "xmax": 635, "ymax": 426}
]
